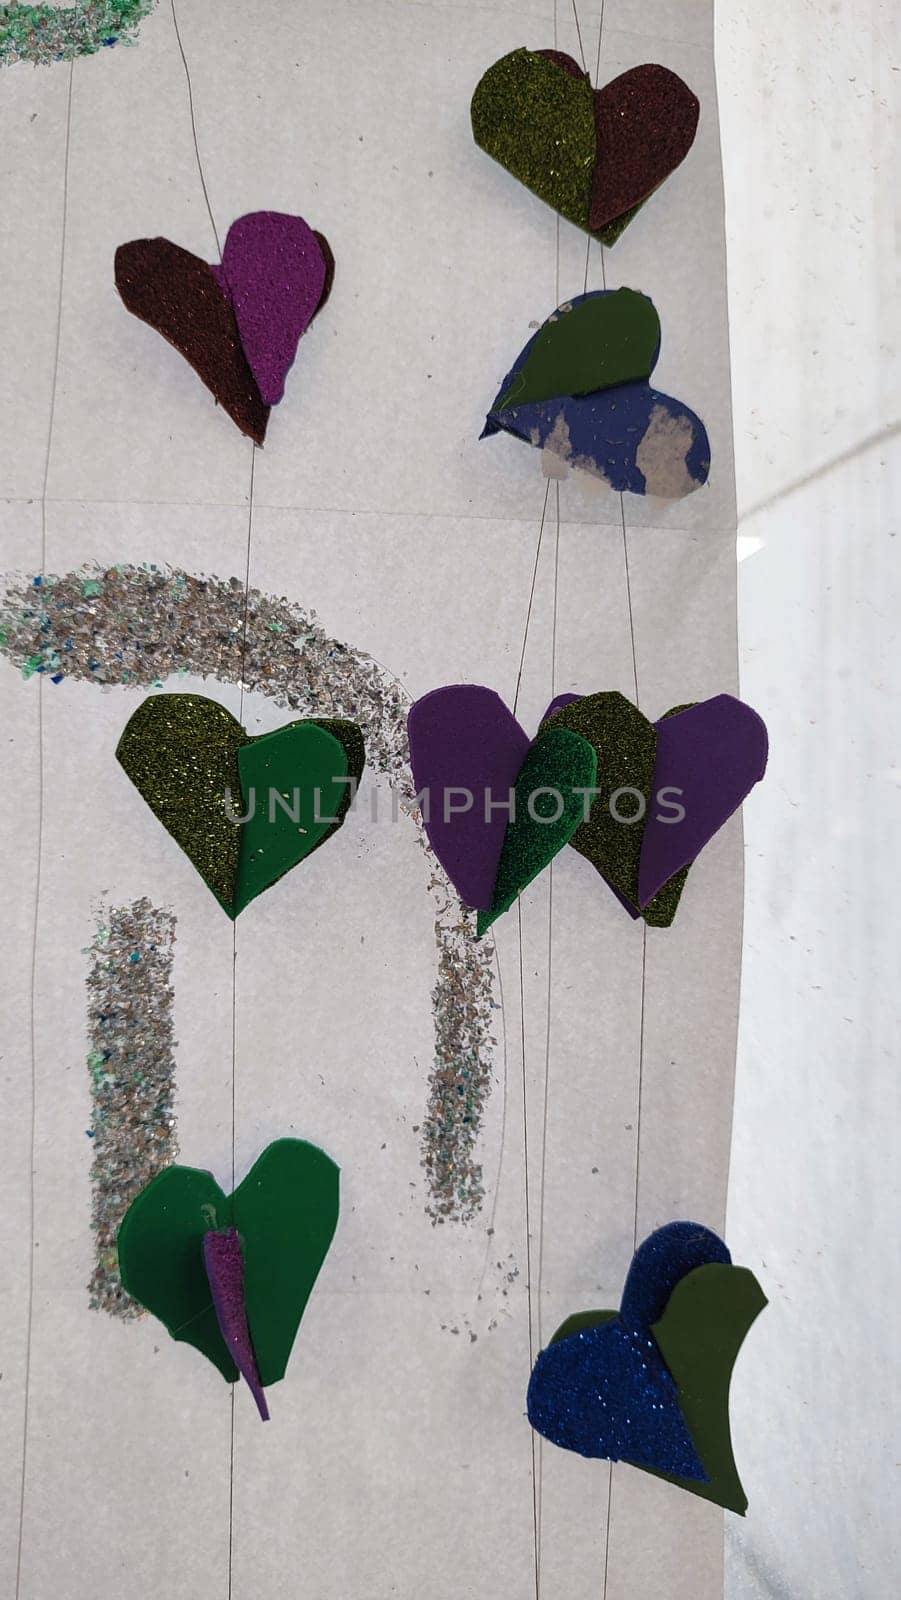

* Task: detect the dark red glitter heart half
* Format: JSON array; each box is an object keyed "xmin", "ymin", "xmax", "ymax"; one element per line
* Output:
[
  {"xmin": 115, "ymin": 237, "xmax": 271, "ymax": 445},
  {"xmin": 589, "ymin": 63, "xmax": 700, "ymax": 231}
]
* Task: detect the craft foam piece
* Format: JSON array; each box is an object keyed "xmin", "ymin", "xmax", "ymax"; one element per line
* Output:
[
  {"xmin": 637, "ymin": 695, "xmax": 770, "ymax": 907},
  {"xmin": 495, "ymin": 289, "xmax": 660, "ymax": 411},
  {"xmin": 213, "ymin": 213, "xmax": 330, "ymax": 405},
  {"xmin": 115, "ymin": 693, "xmax": 365, "ymax": 918},
  {"xmin": 477, "ymin": 725, "xmax": 598, "ymax": 936},
  {"xmin": 115, "ymin": 238, "xmax": 270, "ymax": 444},
  {"xmin": 589, "ymin": 65, "xmax": 700, "ymax": 232},
  {"xmin": 408, "ymin": 685, "xmax": 531, "ymax": 911},
  {"xmin": 527, "ymin": 1222, "xmax": 765, "ymax": 1509},
  {"xmin": 484, "ymin": 292, "xmax": 710, "ymax": 499},
  {"xmin": 203, "ymin": 1228, "xmax": 269, "ymax": 1421},
  {"xmin": 115, "ymin": 212, "xmax": 332, "ymax": 441},
  {"xmin": 118, "ymin": 1139, "xmax": 340, "ymax": 1408},
  {"xmin": 471, "ymin": 49, "xmax": 699, "ymax": 247}
]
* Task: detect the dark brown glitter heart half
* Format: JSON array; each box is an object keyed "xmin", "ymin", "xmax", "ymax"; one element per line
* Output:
[
  {"xmin": 115, "ymin": 237, "xmax": 270, "ymax": 445},
  {"xmin": 589, "ymin": 63, "xmax": 700, "ymax": 232}
]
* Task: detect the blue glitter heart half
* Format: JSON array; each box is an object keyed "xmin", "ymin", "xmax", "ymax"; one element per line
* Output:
[{"xmin": 527, "ymin": 1222, "xmax": 731, "ymax": 1476}]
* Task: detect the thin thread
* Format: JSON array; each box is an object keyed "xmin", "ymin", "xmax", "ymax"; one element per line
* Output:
[
  {"xmin": 513, "ymin": 478, "xmax": 551, "ymax": 717},
  {"xmin": 170, "ymin": 0, "xmax": 221, "ymax": 256},
  {"xmin": 632, "ymin": 930, "xmax": 648, "ymax": 1249},
  {"xmin": 620, "ymin": 499, "xmax": 639, "ymax": 704},
  {"xmin": 226, "ymin": 1386, "xmax": 235, "ymax": 1600},
  {"xmin": 15, "ymin": 61, "xmax": 74, "ymax": 1600},
  {"xmin": 570, "ymin": 0, "xmax": 587, "ymax": 71},
  {"xmin": 601, "ymin": 1466, "xmax": 614, "ymax": 1592}
]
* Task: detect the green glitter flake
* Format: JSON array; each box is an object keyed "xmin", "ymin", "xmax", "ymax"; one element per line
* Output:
[
  {"xmin": 86, "ymin": 898, "xmax": 178, "ymax": 1318},
  {"xmin": 81, "ymin": 578, "xmax": 103, "ymax": 597},
  {"xmin": 0, "ymin": 1, "xmax": 156, "ymax": 67}
]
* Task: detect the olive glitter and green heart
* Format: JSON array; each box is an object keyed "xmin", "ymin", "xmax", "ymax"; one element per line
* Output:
[{"xmin": 116, "ymin": 693, "xmax": 365, "ymax": 916}]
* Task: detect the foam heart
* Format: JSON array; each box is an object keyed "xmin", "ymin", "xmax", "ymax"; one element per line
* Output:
[
  {"xmin": 472, "ymin": 50, "xmax": 699, "ymax": 246},
  {"xmin": 212, "ymin": 212, "xmax": 332, "ymax": 405},
  {"xmin": 116, "ymin": 693, "xmax": 364, "ymax": 917},
  {"xmin": 527, "ymin": 1221, "xmax": 766, "ymax": 1513},
  {"xmin": 483, "ymin": 291, "xmax": 711, "ymax": 499},
  {"xmin": 543, "ymin": 691, "xmax": 768, "ymax": 924},
  {"xmin": 115, "ymin": 211, "xmax": 332, "ymax": 441},
  {"xmin": 118, "ymin": 1140, "xmax": 340, "ymax": 1413}
]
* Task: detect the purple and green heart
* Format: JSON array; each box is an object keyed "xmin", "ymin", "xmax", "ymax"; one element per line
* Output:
[
  {"xmin": 527, "ymin": 1221, "xmax": 767, "ymax": 1513},
  {"xmin": 408, "ymin": 685, "xmax": 767, "ymax": 930},
  {"xmin": 117, "ymin": 1139, "xmax": 339, "ymax": 1420},
  {"xmin": 116, "ymin": 693, "xmax": 365, "ymax": 917},
  {"xmin": 471, "ymin": 50, "xmax": 699, "ymax": 247},
  {"xmin": 115, "ymin": 211, "xmax": 333, "ymax": 443},
  {"xmin": 483, "ymin": 290, "xmax": 711, "ymax": 499}
]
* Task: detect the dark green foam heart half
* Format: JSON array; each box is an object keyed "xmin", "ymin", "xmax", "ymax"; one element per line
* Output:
[
  {"xmin": 116, "ymin": 693, "xmax": 365, "ymax": 917},
  {"xmin": 477, "ymin": 725, "xmax": 598, "ymax": 936},
  {"xmin": 117, "ymin": 1139, "xmax": 340, "ymax": 1388}
]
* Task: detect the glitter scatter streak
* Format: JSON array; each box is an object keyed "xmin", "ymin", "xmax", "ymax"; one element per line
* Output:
[
  {"xmin": 86, "ymin": 897, "xmax": 177, "ymax": 1317},
  {"xmin": 1, "ymin": 565, "xmax": 498, "ymax": 1224},
  {"xmin": 0, "ymin": 1, "xmax": 156, "ymax": 66}
]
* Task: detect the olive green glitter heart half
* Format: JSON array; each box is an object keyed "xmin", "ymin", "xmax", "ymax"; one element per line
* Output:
[{"xmin": 540, "ymin": 692, "xmax": 693, "ymax": 927}]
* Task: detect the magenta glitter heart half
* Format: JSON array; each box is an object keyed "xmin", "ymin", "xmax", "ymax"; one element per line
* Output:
[
  {"xmin": 638, "ymin": 695, "xmax": 769, "ymax": 908},
  {"xmin": 214, "ymin": 212, "xmax": 329, "ymax": 406},
  {"xmin": 203, "ymin": 1227, "xmax": 269, "ymax": 1421},
  {"xmin": 408, "ymin": 685, "xmax": 531, "ymax": 911}
]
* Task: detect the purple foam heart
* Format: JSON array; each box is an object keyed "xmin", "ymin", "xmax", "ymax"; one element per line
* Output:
[
  {"xmin": 203, "ymin": 1227, "xmax": 269, "ymax": 1421},
  {"xmin": 638, "ymin": 695, "xmax": 769, "ymax": 907},
  {"xmin": 214, "ymin": 212, "xmax": 328, "ymax": 406},
  {"xmin": 408, "ymin": 685, "xmax": 530, "ymax": 911}
]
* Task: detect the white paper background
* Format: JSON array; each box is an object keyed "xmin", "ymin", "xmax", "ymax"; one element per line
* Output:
[{"xmin": 0, "ymin": 1, "xmax": 895, "ymax": 1597}]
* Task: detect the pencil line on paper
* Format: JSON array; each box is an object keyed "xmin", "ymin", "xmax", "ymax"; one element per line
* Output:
[
  {"xmin": 170, "ymin": 0, "xmax": 221, "ymax": 256},
  {"xmin": 15, "ymin": 61, "xmax": 74, "ymax": 1600}
]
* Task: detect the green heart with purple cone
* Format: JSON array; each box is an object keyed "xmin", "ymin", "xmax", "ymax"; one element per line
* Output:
[{"xmin": 117, "ymin": 1140, "xmax": 339, "ymax": 1418}]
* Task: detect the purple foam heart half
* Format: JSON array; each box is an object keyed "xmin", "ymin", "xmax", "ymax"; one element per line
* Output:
[
  {"xmin": 638, "ymin": 694, "xmax": 769, "ymax": 908},
  {"xmin": 408, "ymin": 685, "xmax": 531, "ymax": 911},
  {"xmin": 214, "ymin": 212, "xmax": 329, "ymax": 405},
  {"xmin": 203, "ymin": 1227, "xmax": 269, "ymax": 1421}
]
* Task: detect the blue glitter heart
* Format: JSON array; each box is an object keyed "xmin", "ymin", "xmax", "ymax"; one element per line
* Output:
[{"xmin": 527, "ymin": 1222, "xmax": 731, "ymax": 1476}]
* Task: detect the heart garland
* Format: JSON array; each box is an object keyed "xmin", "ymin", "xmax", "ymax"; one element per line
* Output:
[
  {"xmin": 407, "ymin": 685, "xmax": 768, "ymax": 932},
  {"xmin": 115, "ymin": 211, "xmax": 334, "ymax": 443},
  {"xmin": 117, "ymin": 1139, "xmax": 340, "ymax": 1419},
  {"xmin": 471, "ymin": 50, "xmax": 699, "ymax": 246},
  {"xmin": 116, "ymin": 693, "xmax": 365, "ymax": 917},
  {"xmin": 483, "ymin": 289, "xmax": 711, "ymax": 498},
  {"xmin": 526, "ymin": 1221, "xmax": 767, "ymax": 1513}
]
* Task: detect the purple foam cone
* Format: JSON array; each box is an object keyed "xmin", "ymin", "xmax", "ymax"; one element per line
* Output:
[
  {"xmin": 203, "ymin": 1227, "xmax": 270, "ymax": 1421},
  {"xmin": 214, "ymin": 212, "xmax": 328, "ymax": 405},
  {"xmin": 408, "ymin": 685, "xmax": 531, "ymax": 911},
  {"xmin": 638, "ymin": 695, "xmax": 769, "ymax": 908}
]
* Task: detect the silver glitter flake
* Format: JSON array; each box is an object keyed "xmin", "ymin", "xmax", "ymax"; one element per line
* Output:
[
  {"xmin": 2, "ymin": 564, "xmax": 498, "ymax": 1223},
  {"xmin": 85, "ymin": 897, "xmax": 177, "ymax": 1316}
]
